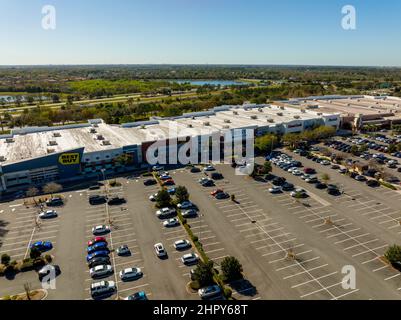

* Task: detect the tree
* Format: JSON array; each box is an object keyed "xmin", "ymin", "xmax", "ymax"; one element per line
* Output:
[
  {"xmin": 255, "ymin": 134, "xmax": 279, "ymax": 154},
  {"xmin": 26, "ymin": 187, "xmax": 39, "ymax": 205},
  {"xmin": 30, "ymin": 247, "xmax": 41, "ymax": 259},
  {"xmin": 384, "ymin": 245, "xmax": 401, "ymax": 264},
  {"xmin": 192, "ymin": 260, "xmax": 214, "ymax": 287},
  {"xmin": 221, "ymin": 256, "xmax": 243, "ymax": 282},
  {"xmin": 388, "ymin": 144, "xmax": 397, "ymax": 154},
  {"xmin": 262, "ymin": 161, "xmax": 272, "ymax": 174},
  {"xmin": 156, "ymin": 189, "xmax": 171, "ymax": 208},
  {"xmin": 175, "ymin": 186, "xmax": 189, "ymax": 203},
  {"xmin": 42, "ymin": 182, "xmax": 62, "ymax": 196},
  {"xmin": 23, "ymin": 283, "xmax": 32, "ymax": 301},
  {"xmin": 350, "ymin": 145, "xmax": 359, "ymax": 155},
  {"xmin": 1, "ymin": 254, "xmax": 11, "ymax": 266},
  {"xmin": 321, "ymin": 173, "xmax": 330, "ymax": 184}
]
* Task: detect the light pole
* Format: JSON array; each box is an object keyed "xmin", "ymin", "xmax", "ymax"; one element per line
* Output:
[{"xmin": 101, "ymin": 169, "xmax": 111, "ymax": 225}]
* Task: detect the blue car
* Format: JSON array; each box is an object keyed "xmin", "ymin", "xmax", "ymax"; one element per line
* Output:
[
  {"xmin": 87, "ymin": 242, "xmax": 109, "ymax": 254},
  {"xmin": 167, "ymin": 188, "xmax": 176, "ymax": 195},
  {"xmin": 125, "ymin": 291, "xmax": 148, "ymax": 300},
  {"xmin": 86, "ymin": 250, "xmax": 110, "ymax": 262},
  {"xmin": 30, "ymin": 241, "xmax": 53, "ymax": 252}
]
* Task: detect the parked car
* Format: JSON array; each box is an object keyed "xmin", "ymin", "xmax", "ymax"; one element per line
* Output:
[
  {"xmin": 305, "ymin": 177, "xmax": 318, "ymax": 184},
  {"xmin": 108, "ymin": 196, "xmax": 126, "ymax": 205},
  {"xmin": 290, "ymin": 189, "xmax": 308, "ymax": 198},
  {"xmin": 269, "ymin": 186, "xmax": 282, "ymax": 194},
  {"xmin": 149, "ymin": 193, "xmax": 158, "ymax": 201},
  {"xmin": 88, "ymin": 185, "xmax": 101, "ymax": 191},
  {"xmin": 39, "ymin": 210, "xmax": 58, "ymax": 219},
  {"xmin": 116, "ymin": 245, "xmax": 131, "ymax": 256},
  {"xmin": 198, "ymin": 285, "xmax": 222, "ymax": 300},
  {"xmin": 46, "ymin": 197, "xmax": 64, "ymax": 206},
  {"xmin": 272, "ymin": 177, "xmax": 286, "ymax": 186},
  {"xmin": 203, "ymin": 165, "xmax": 215, "ymax": 172},
  {"xmin": 201, "ymin": 179, "xmax": 215, "ymax": 187},
  {"xmin": 124, "ymin": 291, "xmax": 148, "ymax": 300},
  {"xmin": 282, "ymin": 182, "xmax": 294, "ymax": 191},
  {"xmin": 354, "ymin": 175, "xmax": 367, "ymax": 182},
  {"xmin": 366, "ymin": 179, "xmax": 380, "ymax": 188},
  {"xmin": 119, "ymin": 267, "xmax": 143, "ymax": 281},
  {"xmin": 87, "ymin": 242, "xmax": 109, "ymax": 254},
  {"xmin": 154, "ymin": 243, "xmax": 167, "ymax": 257},
  {"xmin": 182, "ymin": 209, "xmax": 198, "ymax": 218},
  {"xmin": 303, "ymin": 168, "xmax": 316, "ymax": 174},
  {"xmin": 163, "ymin": 218, "xmax": 180, "ymax": 228},
  {"xmin": 174, "ymin": 240, "xmax": 191, "ymax": 250},
  {"xmin": 211, "ymin": 172, "xmax": 223, "ymax": 180},
  {"xmin": 215, "ymin": 192, "xmax": 229, "ymax": 199},
  {"xmin": 190, "ymin": 167, "xmax": 201, "ymax": 173},
  {"xmin": 315, "ymin": 182, "xmax": 327, "ymax": 189},
  {"xmin": 30, "ymin": 241, "xmax": 53, "ymax": 252},
  {"xmin": 181, "ymin": 253, "xmax": 199, "ymax": 265},
  {"xmin": 161, "ymin": 179, "xmax": 175, "ymax": 186},
  {"xmin": 92, "ymin": 225, "xmax": 110, "ymax": 235},
  {"xmin": 86, "ymin": 250, "xmax": 110, "ymax": 262},
  {"xmin": 152, "ymin": 165, "xmax": 164, "ymax": 171},
  {"xmin": 90, "ymin": 281, "xmax": 116, "ymax": 298},
  {"xmin": 143, "ymin": 179, "xmax": 157, "ymax": 186},
  {"xmin": 156, "ymin": 207, "xmax": 176, "ymax": 218},
  {"xmin": 210, "ymin": 189, "xmax": 224, "ymax": 196},
  {"xmin": 327, "ymin": 185, "xmax": 340, "ymax": 195},
  {"xmin": 88, "ymin": 237, "xmax": 107, "ymax": 247},
  {"xmin": 90, "ymin": 265, "xmax": 113, "ymax": 279},
  {"xmin": 177, "ymin": 201, "xmax": 195, "ymax": 209},
  {"xmin": 88, "ymin": 257, "xmax": 111, "ymax": 268},
  {"xmin": 89, "ymin": 195, "xmax": 107, "ymax": 205}
]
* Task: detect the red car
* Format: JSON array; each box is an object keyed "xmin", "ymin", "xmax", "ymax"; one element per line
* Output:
[
  {"xmin": 162, "ymin": 179, "xmax": 175, "ymax": 186},
  {"xmin": 87, "ymin": 237, "xmax": 107, "ymax": 247},
  {"xmin": 210, "ymin": 189, "xmax": 224, "ymax": 196},
  {"xmin": 303, "ymin": 168, "xmax": 315, "ymax": 174}
]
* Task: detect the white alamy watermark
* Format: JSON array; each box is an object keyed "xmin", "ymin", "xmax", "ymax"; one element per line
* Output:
[
  {"xmin": 341, "ymin": 5, "xmax": 356, "ymax": 30},
  {"xmin": 40, "ymin": 265, "xmax": 57, "ymax": 290},
  {"xmin": 341, "ymin": 265, "xmax": 357, "ymax": 290},
  {"xmin": 42, "ymin": 5, "xmax": 56, "ymax": 30},
  {"xmin": 145, "ymin": 124, "xmax": 255, "ymax": 175}
]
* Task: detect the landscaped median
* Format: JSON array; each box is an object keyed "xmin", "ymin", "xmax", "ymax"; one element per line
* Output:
[
  {"xmin": 151, "ymin": 170, "xmax": 243, "ymax": 299},
  {"xmin": 0, "ymin": 251, "xmax": 53, "ymax": 278}
]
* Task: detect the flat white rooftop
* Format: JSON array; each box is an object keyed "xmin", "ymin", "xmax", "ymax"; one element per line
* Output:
[{"xmin": 0, "ymin": 104, "xmax": 337, "ymax": 166}]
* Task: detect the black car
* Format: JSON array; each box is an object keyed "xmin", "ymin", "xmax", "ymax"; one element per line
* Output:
[
  {"xmin": 89, "ymin": 195, "xmax": 107, "ymax": 205},
  {"xmin": 143, "ymin": 179, "xmax": 157, "ymax": 186},
  {"xmin": 215, "ymin": 192, "xmax": 230, "ymax": 199},
  {"xmin": 366, "ymin": 180, "xmax": 380, "ymax": 188},
  {"xmin": 190, "ymin": 167, "xmax": 201, "ymax": 173},
  {"xmin": 282, "ymin": 182, "xmax": 294, "ymax": 191},
  {"xmin": 327, "ymin": 185, "xmax": 340, "ymax": 195},
  {"xmin": 272, "ymin": 177, "xmax": 286, "ymax": 186},
  {"xmin": 202, "ymin": 179, "xmax": 215, "ymax": 187},
  {"xmin": 38, "ymin": 265, "xmax": 61, "ymax": 281},
  {"xmin": 88, "ymin": 185, "xmax": 101, "ymax": 190},
  {"xmin": 108, "ymin": 197, "xmax": 126, "ymax": 205},
  {"xmin": 87, "ymin": 256, "xmax": 111, "ymax": 268},
  {"xmin": 315, "ymin": 182, "xmax": 327, "ymax": 189},
  {"xmin": 46, "ymin": 197, "xmax": 64, "ymax": 207},
  {"xmin": 211, "ymin": 172, "xmax": 224, "ymax": 180}
]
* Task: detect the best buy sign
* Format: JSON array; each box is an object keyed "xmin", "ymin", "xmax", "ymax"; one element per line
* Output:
[{"xmin": 59, "ymin": 153, "xmax": 80, "ymax": 165}]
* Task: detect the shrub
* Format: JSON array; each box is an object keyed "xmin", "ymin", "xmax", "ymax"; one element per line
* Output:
[
  {"xmin": 380, "ymin": 181, "xmax": 397, "ymax": 190},
  {"xmin": 1, "ymin": 254, "xmax": 11, "ymax": 266},
  {"xmin": 30, "ymin": 248, "xmax": 41, "ymax": 259},
  {"xmin": 20, "ymin": 260, "xmax": 34, "ymax": 272},
  {"xmin": 385, "ymin": 245, "xmax": 401, "ymax": 264},
  {"xmin": 0, "ymin": 264, "xmax": 5, "ymax": 276},
  {"xmin": 223, "ymin": 288, "xmax": 232, "ymax": 299},
  {"xmin": 2, "ymin": 295, "xmax": 11, "ymax": 300},
  {"xmin": 220, "ymin": 256, "xmax": 244, "ymax": 282},
  {"xmin": 142, "ymin": 172, "xmax": 153, "ymax": 177},
  {"xmin": 4, "ymin": 264, "xmax": 16, "ymax": 274},
  {"xmin": 33, "ymin": 258, "xmax": 46, "ymax": 268},
  {"xmin": 44, "ymin": 254, "xmax": 52, "ymax": 263},
  {"xmin": 189, "ymin": 280, "xmax": 201, "ymax": 291}
]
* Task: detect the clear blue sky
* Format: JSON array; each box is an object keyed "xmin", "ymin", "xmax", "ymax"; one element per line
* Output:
[{"xmin": 1, "ymin": 0, "xmax": 400, "ymax": 66}]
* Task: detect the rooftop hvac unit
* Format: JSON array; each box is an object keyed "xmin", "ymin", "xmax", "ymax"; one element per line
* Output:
[
  {"xmin": 102, "ymin": 140, "xmax": 111, "ymax": 145},
  {"xmin": 53, "ymin": 132, "xmax": 61, "ymax": 137},
  {"xmin": 92, "ymin": 124, "xmax": 99, "ymax": 128},
  {"xmin": 96, "ymin": 134, "xmax": 104, "ymax": 140},
  {"xmin": 223, "ymin": 125, "xmax": 230, "ymax": 129},
  {"xmin": 0, "ymin": 155, "xmax": 6, "ymax": 162},
  {"xmin": 250, "ymin": 115, "xmax": 258, "ymax": 120},
  {"xmin": 140, "ymin": 125, "xmax": 146, "ymax": 129},
  {"xmin": 293, "ymin": 115, "xmax": 300, "ymax": 119},
  {"xmin": 258, "ymin": 108, "xmax": 263, "ymax": 112},
  {"xmin": 48, "ymin": 140, "xmax": 58, "ymax": 146},
  {"xmin": 203, "ymin": 121, "xmax": 210, "ymax": 126},
  {"xmin": 224, "ymin": 119, "xmax": 231, "ymax": 123},
  {"xmin": 317, "ymin": 113, "xmax": 323, "ymax": 116},
  {"xmin": 277, "ymin": 112, "xmax": 283, "ymax": 116},
  {"xmin": 89, "ymin": 128, "xmax": 97, "ymax": 133},
  {"xmin": 280, "ymin": 106, "xmax": 285, "ymax": 110},
  {"xmin": 301, "ymin": 109, "xmax": 306, "ymax": 113},
  {"xmin": 267, "ymin": 119, "xmax": 274, "ymax": 123},
  {"xmin": 47, "ymin": 148, "xmax": 55, "ymax": 154},
  {"xmin": 187, "ymin": 124, "xmax": 193, "ymax": 128},
  {"xmin": 5, "ymin": 138, "xmax": 14, "ymax": 143},
  {"xmin": 233, "ymin": 111, "xmax": 238, "ymax": 115}
]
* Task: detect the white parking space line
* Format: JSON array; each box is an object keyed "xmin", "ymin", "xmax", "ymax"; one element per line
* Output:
[
  {"xmin": 283, "ymin": 264, "xmax": 328, "ymax": 280},
  {"xmin": 343, "ymin": 239, "xmax": 379, "ymax": 251},
  {"xmin": 291, "ymin": 272, "xmax": 338, "ymax": 288},
  {"xmin": 276, "ymin": 256, "xmax": 320, "ymax": 271}
]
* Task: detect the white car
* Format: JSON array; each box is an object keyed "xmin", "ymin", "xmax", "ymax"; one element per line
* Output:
[
  {"xmin": 39, "ymin": 210, "xmax": 58, "ymax": 219},
  {"xmin": 203, "ymin": 165, "xmax": 215, "ymax": 172},
  {"xmin": 268, "ymin": 186, "xmax": 282, "ymax": 193},
  {"xmin": 292, "ymin": 170, "xmax": 302, "ymax": 176},
  {"xmin": 89, "ymin": 265, "xmax": 113, "ymax": 278},
  {"xmin": 174, "ymin": 239, "xmax": 191, "ymax": 250},
  {"xmin": 149, "ymin": 193, "xmax": 158, "ymax": 201},
  {"xmin": 290, "ymin": 189, "xmax": 308, "ymax": 198},
  {"xmin": 321, "ymin": 160, "xmax": 331, "ymax": 165},
  {"xmin": 181, "ymin": 209, "xmax": 198, "ymax": 218},
  {"xmin": 177, "ymin": 201, "xmax": 194, "ymax": 209},
  {"xmin": 119, "ymin": 267, "xmax": 142, "ymax": 281},
  {"xmin": 156, "ymin": 207, "xmax": 176, "ymax": 218},
  {"xmin": 92, "ymin": 225, "xmax": 110, "ymax": 235},
  {"xmin": 163, "ymin": 218, "xmax": 180, "ymax": 228},
  {"xmin": 154, "ymin": 243, "xmax": 167, "ymax": 257},
  {"xmin": 90, "ymin": 281, "xmax": 116, "ymax": 297},
  {"xmin": 181, "ymin": 253, "xmax": 199, "ymax": 265}
]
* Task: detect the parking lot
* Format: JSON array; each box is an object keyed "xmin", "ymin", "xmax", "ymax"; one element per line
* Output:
[{"xmin": 1, "ymin": 148, "xmax": 401, "ymax": 300}]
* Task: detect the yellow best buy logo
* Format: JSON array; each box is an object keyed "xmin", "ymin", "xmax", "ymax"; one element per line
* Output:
[{"xmin": 59, "ymin": 153, "xmax": 80, "ymax": 165}]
